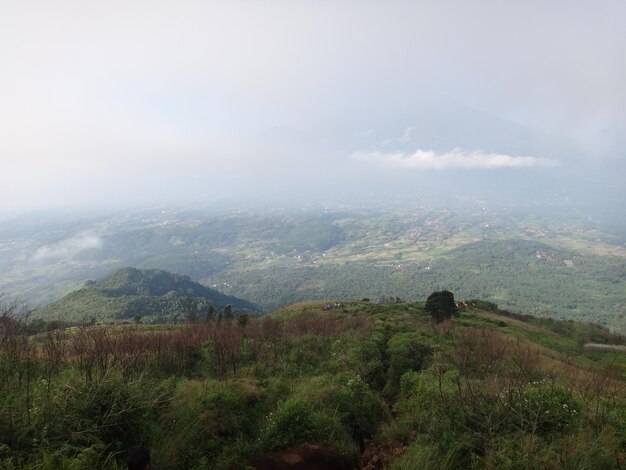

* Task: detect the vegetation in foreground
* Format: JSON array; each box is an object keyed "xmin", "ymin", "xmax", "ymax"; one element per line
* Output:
[{"xmin": 1, "ymin": 296, "xmax": 625, "ymax": 469}]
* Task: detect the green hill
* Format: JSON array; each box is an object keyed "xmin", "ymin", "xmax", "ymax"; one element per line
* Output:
[{"xmin": 38, "ymin": 267, "xmax": 259, "ymax": 322}]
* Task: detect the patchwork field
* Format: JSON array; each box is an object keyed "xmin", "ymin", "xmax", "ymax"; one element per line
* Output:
[{"xmin": 1, "ymin": 202, "xmax": 625, "ymax": 330}]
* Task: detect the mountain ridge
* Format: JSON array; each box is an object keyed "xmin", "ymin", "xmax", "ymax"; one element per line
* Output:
[{"xmin": 38, "ymin": 267, "xmax": 259, "ymax": 322}]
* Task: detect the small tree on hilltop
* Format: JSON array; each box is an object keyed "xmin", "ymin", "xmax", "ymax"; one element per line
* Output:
[
  {"xmin": 206, "ymin": 305, "xmax": 215, "ymax": 322},
  {"xmin": 236, "ymin": 312, "xmax": 249, "ymax": 328},
  {"xmin": 223, "ymin": 304, "xmax": 233, "ymax": 320},
  {"xmin": 425, "ymin": 290, "xmax": 458, "ymax": 323}
]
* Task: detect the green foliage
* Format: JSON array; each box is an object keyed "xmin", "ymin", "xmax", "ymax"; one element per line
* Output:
[
  {"xmin": 502, "ymin": 379, "xmax": 581, "ymax": 435},
  {"xmin": 42, "ymin": 371, "xmax": 164, "ymax": 454},
  {"xmin": 236, "ymin": 312, "xmax": 249, "ymax": 328},
  {"xmin": 470, "ymin": 299, "xmax": 498, "ymax": 311},
  {"xmin": 384, "ymin": 332, "xmax": 433, "ymax": 395},
  {"xmin": 258, "ymin": 399, "xmax": 349, "ymax": 453},
  {"xmin": 38, "ymin": 268, "xmax": 258, "ymax": 322},
  {"xmin": 259, "ymin": 399, "xmax": 316, "ymax": 450},
  {"xmin": 353, "ymin": 340, "xmax": 386, "ymax": 390},
  {"xmin": 277, "ymin": 217, "xmax": 345, "ymax": 252},
  {"xmin": 392, "ymin": 437, "xmax": 471, "ymax": 470},
  {"xmin": 331, "ymin": 375, "xmax": 388, "ymax": 435},
  {"xmin": 1, "ymin": 299, "xmax": 625, "ymax": 469},
  {"xmin": 201, "ymin": 384, "xmax": 255, "ymax": 438},
  {"xmin": 203, "ymin": 236, "xmax": 626, "ymax": 332},
  {"xmin": 394, "ymin": 369, "xmax": 451, "ymax": 438},
  {"xmin": 425, "ymin": 290, "xmax": 458, "ymax": 323},
  {"xmin": 223, "ymin": 304, "xmax": 233, "ymax": 320},
  {"xmin": 206, "ymin": 304, "xmax": 215, "ymax": 321},
  {"xmin": 153, "ymin": 381, "xmax": 256, "ymax": 468}
]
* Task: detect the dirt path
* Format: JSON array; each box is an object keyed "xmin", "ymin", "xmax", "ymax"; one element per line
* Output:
[
  {"xmin": 250, "ymin": 444, "xmax": 353, "ymax": 470},
  {"xmin": 584, "ymin": 343, "xmax": 626, "ymax": 352}
]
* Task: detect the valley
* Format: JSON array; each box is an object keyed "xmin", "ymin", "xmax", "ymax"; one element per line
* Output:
[{"xmin": 1, "ymin": 200, "xmax": 625, "ymax": 330}]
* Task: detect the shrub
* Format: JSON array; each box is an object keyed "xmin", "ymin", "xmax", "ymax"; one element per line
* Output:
[
  {"xmin": 332, "ymin": 374, "xmax": 388, "ymax": 444},
  {"xmin": 391, "ymin": 437, "xmax": 474, "ymax": 470},
  {"xmin": 258, "ymin": 398, "xmax": 353, "ymax": 455},
  {"xmin": 353, "ymin": 340, "xmax": 386, "ymax": 390},
  {"xmin": 501, "ymin": 379, "xmax": 581, "ymax": 435},
  {"xmin": 395, "ymin": 369, "xmax": 456, "ymax": 438},
  {"xmin": 201, "ymin": 384, "xmax": 255, "ymax": 438},
  {"xmin": 259, "ymin": 399, "xmax": 317, "ymax": 450},
  {"xmin": 384, "ymin": 333, "xmax": 432, "ymax": 395},
  {"xmin": 43, "ymin": 373, "xmax": 159, "ymax": 452},
  {"xmin": 153, "ymin": 380, "xmax": 255, "ymax": 468}
]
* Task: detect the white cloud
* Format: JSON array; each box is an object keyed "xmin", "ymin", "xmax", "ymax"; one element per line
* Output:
[
  {"xmin": 352, "ymin": 148, "xmax": 557, "ymax": 170},
  {"xmin": 32, "ymin": 233, "xmax": 103, "ymax": 262}
]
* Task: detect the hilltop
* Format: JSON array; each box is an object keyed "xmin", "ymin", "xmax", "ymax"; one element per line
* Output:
[
  {"xmin": 272, "ymin": 298, "xmax": 626, "ymax": 371},
  {"xmin": 37, "ymin": 267, "xmax": 258, "ymax": 322}
]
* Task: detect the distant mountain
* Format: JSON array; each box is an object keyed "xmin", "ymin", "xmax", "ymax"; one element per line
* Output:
[{"xmin": 38, "ymin": 267, "xmax": 259, "ymax": 322}]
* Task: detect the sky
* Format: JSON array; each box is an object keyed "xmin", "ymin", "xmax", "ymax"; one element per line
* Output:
[{"xmin": 1, "ymin": 1, "xmax": 625, "ymax": 213}]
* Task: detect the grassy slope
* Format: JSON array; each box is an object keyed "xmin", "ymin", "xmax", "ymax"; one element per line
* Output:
[
  {"xmin": 272, "ymin": 300, "xmax": 626, "ymax": 378},
  {"xmin": 4, "ymin": 298, "xmax": 626, "ymax": 469}
]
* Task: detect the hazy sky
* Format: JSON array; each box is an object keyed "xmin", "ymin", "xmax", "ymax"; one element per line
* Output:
[{"xmin": 1, "ymin": 1, "xmax": 625, "ymax": 212}]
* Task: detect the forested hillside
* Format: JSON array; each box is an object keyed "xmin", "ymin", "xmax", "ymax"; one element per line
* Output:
[{"xmin": 38, "ymin": 268, "xmax": 258, "ymax": 323}]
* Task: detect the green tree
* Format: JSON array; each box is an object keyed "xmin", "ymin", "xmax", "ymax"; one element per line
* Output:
[
  {"xmin": 223, "ymin": 304, "xmax": 233, "ymax": 320},
  {"xmin": 425, "ymin": 290, "xmax": 458, "ymax": 323},
  {"xmin": 236, "ymin": 312, "xmax": 249, "ymax": 328},
  {"xmin": 206, "ymin": 304, "xmax": 216, "ymax": 322},
  {"xmin": 184, "ymin": 297, "xmax": 200, "ymax": 323}
]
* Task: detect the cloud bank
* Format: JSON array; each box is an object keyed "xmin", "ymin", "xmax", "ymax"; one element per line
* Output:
[
  {"xmin": 352, "ymin": 148, "xmax": 557, "ymax": 170},
  {"xmin": 0, "ymin": 1, "xmax": 622, "ymax": 211},
  {"xmin": 32, "ymin": 233, "xmax": 103, "ymax": 262}
]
